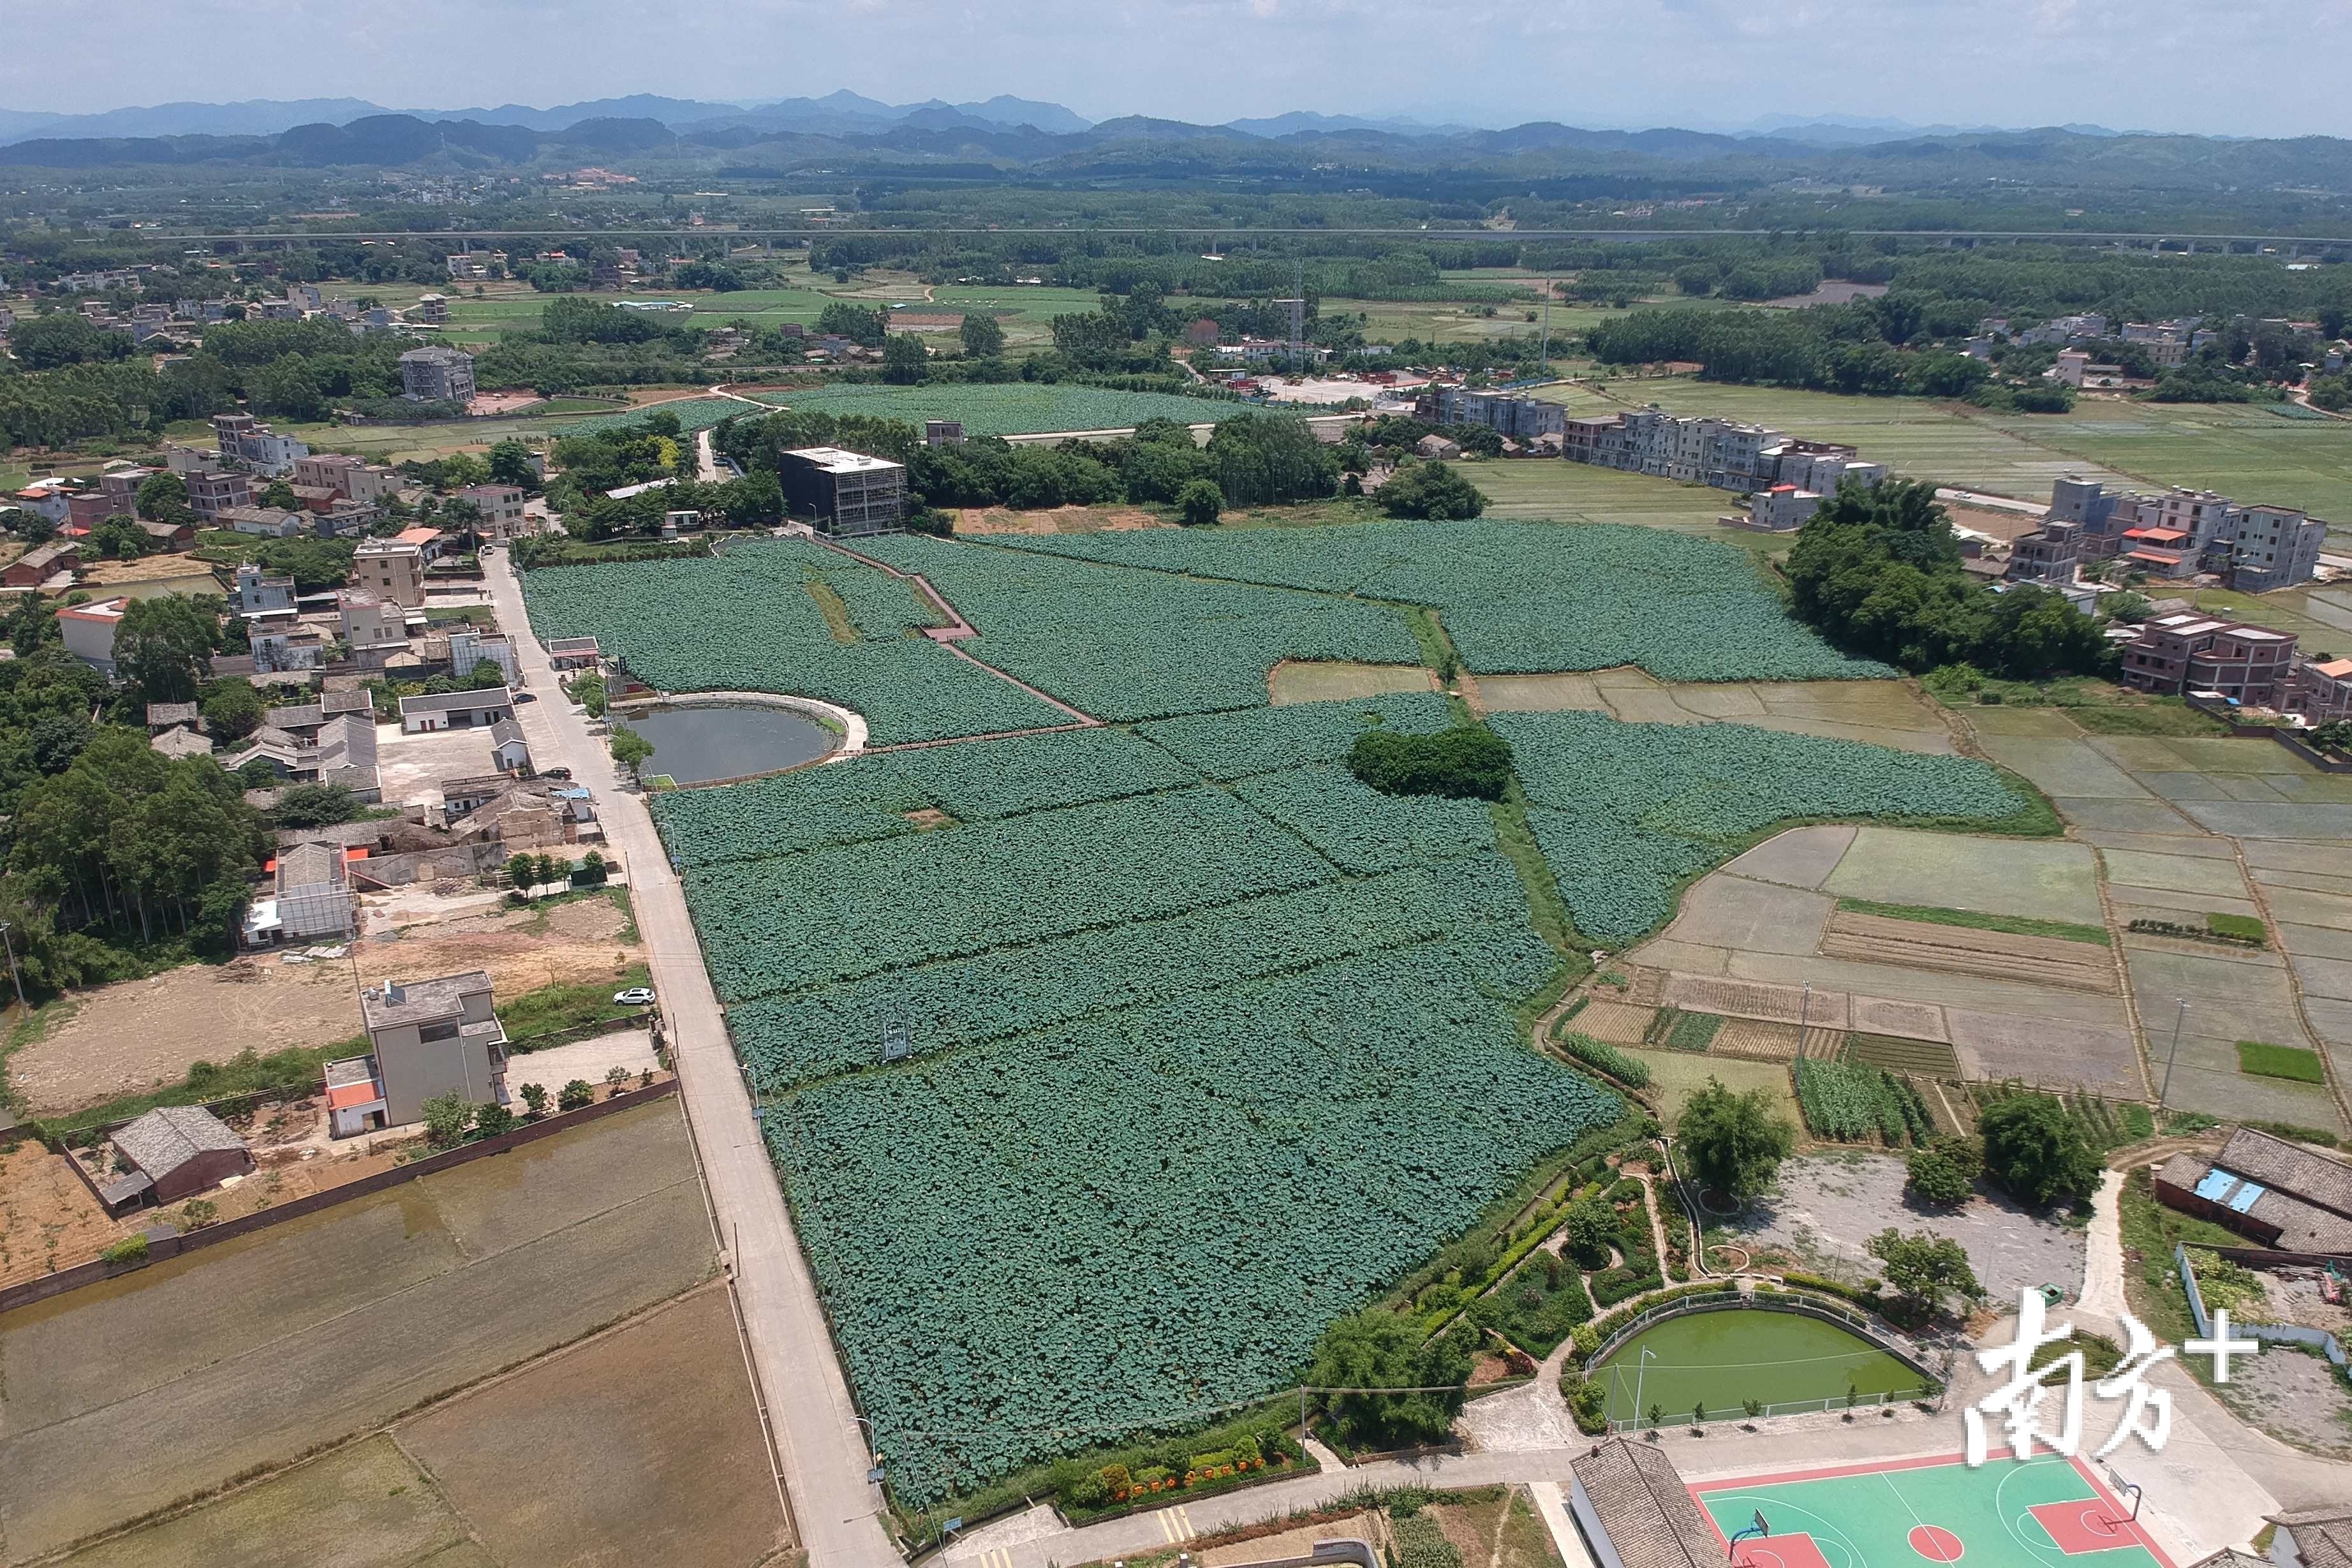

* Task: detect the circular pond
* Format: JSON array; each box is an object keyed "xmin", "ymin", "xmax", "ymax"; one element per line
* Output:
[
  {"xmin": 626, "ymin": 702, "xmax": 838, "ymax": 784},
  {"xmin": 1590, "ymin": 1306, "xmax": 1923, "ymax": 1424}
]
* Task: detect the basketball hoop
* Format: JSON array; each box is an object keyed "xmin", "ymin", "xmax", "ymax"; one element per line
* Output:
[{"xmin": 1729, "ymin": 1510, "xmax": 1772, "ymax": 1562}]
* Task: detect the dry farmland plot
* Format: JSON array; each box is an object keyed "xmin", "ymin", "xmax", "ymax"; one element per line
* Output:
[
  {"xmin": 0, "ymin": 1102, "xmax": 719, "ymax": 1562},
  {"xmin": 1474, "ymin": 670, "xmax": 1956, "ymax": 755},
  {"xmin": 397, "ymin": 1286, "xmax": 786, "ymax": 1568}
]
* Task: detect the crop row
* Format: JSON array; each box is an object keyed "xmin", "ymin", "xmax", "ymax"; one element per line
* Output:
[
  {"xmin": 990, "ymin": 521, "xmax": 1890, "ymax": 683},
  {"xmin": 729, "ymin": 857, "xmax": 1549, "ymax": 1089},
  {"xmin": 1135, "ymin": 692, "xmax": 1455, "ymax": 780},
  {"xmin": 766, "ymin": 941, "xmax": 1623, "ymax": 1504},
  {"xmin": 1494, "ymin": 710, "xmax": 2025, "ymax": 943},
  {"xmin": 651, "ymin": 726, "xmax": 1197, "ymax": 868},
  {"xmin": 520, "ymin": 537, "xmax": 1066, "ymax": 744},
  {"xmin": 850, "ymin": 534, "xmax": 1425, "ymax": 721},
  {"xmin": 685, "ymin": 786, "xmax": 1333, "ymax": 1000},
  {"xmin": 1793, "ymin": 1056, "xmax": 1934, "ymax": 1144}
]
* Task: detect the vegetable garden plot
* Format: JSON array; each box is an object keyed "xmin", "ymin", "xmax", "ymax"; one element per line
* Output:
[
  {"xmin": 994, "ymin": 521, "xmax": 1887, "ymax": 683},
  {"xmin": 1136, "ymin": 692, "xmax": 1456, "ymax": 780},
  {"xmin": 849, "ymin": 535, "xmax": 1424, "ymax": 721},
  {"xmin": 729, "ymin": 857, "xmax": 1551, "ymax": 1088},
  {"xmin": 1234, "ymin": 765, "xmax": 1497, "ymax": 873},
  {"xmin": 764, "ymin": 942, "xmax": 1622, "ymax": 1505},
  {"xmin": 1494, "ymin": 711, "xmax": 2027, "ymax": 943},
  {"xmin": 520, "ymin": 538, "xmax": 1065, "ymax": 744},
  {"xmin": 684, "ymin": 787, "xmax": 1333, "ymax": 1000},
  {"xmin": 651, "ymin": 726, "xmax": 1196, "ymax": 869}
]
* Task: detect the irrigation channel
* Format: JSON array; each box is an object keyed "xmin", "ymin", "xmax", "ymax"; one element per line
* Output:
[
  {"xmin": 1590, "ymin": 1299, "xmax": 1930, "ymax": 1426},
  {"xmin": 626, "ymin": 701, "xmax": 838, "ymax": 785}
]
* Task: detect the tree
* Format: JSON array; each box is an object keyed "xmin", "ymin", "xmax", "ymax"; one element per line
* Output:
[
  {"xmin": 1868, "ymin": 1228, "xmax": 1983, "ymax": 1311},
  {"xmin": 2103, "ymin": 591, "xmax": 2152, "ymax": 624},
  {"xmin": 1904, "ymin": 1137, "xmax": 1981, "ymax": 1206},
  {"xmin": 959, "ymin": 311, "xmax": 1006, "ymax": 359},
  {"xmin": 256, "ymin": 479, "xmax": 299, "ymax": 511},
  {"xmin": 269, "ymin": 783, "xmax": 364, "ymax": 829},
  {"xmin": 1347, "ymin": 727, "xmax": 1514, "ymax": 800},
  {"xmin": 557, "ymin": 1078, "xmax": 595, "ymax": 1112},
  {"xmin": 507, "ymin": 852, "xmax": 538, "ymax": 892},
  {"xmin": 135, "ymin": 471, "xmax": 190, "ymax": 523},
  {"xmin": 200, "ymin": 678, "xmax": 265, "ymax": 741},
  {"xmin": 1676, "ymin": 1077, "xmax": 1796, "ymax": 1202},
  {"xmin": 1377, "ymin": 460, "xmax": 1486, "ymax": 521},
  {"xmin": 472, "ymin": 1102, "xmax": 518, "ymax": 1139},
  {"xmin": 1977, "ymin": 1093, "xmax": 2100, "ymax": 1207},
  {"xmin": 487, "ymin": 438, "xmax": 538, "ymax": 491},
  {"xmin": 573, "ymin": 849, "xmax": 608, "ymax": 887},
  {"xmin": 1308, "ymin": 1307, "xmax": 1474, "ymax": 1450},
  {"xmin": 1564, "ymin": 1192, "xmax": 1618, "ymax": 1268},
  {"xmin": 1176, "ymin": 478, "xmax": 1223, "ymax": 528},
  {"xmin": 880, "ymin": 332, "xmax": 928, "ymax": 384},
  {"xmin": 89, "ymin": 514, "xmax": 152, "ymax": 561},
  {"xmin": 420, "ymin": 1092, "xmax": 473, "ymax": 1151},
  {"xmin": 519, "ymin": 1082, "xmax": 550, "ymax": 1119},
  {"xmin": 610, "ymin": 723, "xmax": 655, "ymax": 773},
  {"xmin": 114, "ymin": 596, "xmax": 217, "ymax": 707}
]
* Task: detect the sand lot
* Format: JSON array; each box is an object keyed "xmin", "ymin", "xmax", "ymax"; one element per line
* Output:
[{"xmin": 13, "ymin": 896, "xmax": 641, "ymax": 1116}]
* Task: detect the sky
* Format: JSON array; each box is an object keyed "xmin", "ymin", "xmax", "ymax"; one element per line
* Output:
[{"xmin": 5, "ymin": 0, "xmax": 2348, "ymax": 138}]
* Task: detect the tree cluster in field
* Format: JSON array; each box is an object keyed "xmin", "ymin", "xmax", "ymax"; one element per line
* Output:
[
  {"xmin": 716, "ymin": 406, "xmax": 1345, "ymax": 519},
  {"xmin": 1306, "ymin": 1306, "xmax": 1477, "ymax": 1452},
  {"xmin": 1675, "ymin": 1076, "xmax": 1798, "ymax": 1202},
  {"xmin": 1345, "ymin": 726, "xmax": 1514, "ymax": 800},
  {"xmin": 1787, "ymin": 478, "xmax": 2112, "ymax": 679}
]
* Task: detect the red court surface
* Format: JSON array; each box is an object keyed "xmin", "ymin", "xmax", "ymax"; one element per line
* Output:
[
  {"xmin": 1912, "ymin": 1525, "xmax": 1967, "ymax": 1561},
  {"xmin": 2029, "ymin": 1500, "xmax": 2140, "ymax": 1556},
  {"xmin": 1735, "ymin": 1535, "xmax": 1837, "ymax": 1568}
]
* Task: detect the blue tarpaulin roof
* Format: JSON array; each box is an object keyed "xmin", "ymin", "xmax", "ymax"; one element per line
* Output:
[{"xmin": 2194, "ymin": 1169, "xmax": 2238, "ymax": 1202}]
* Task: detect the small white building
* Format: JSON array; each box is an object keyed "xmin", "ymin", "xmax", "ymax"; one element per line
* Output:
[
  {"xmin": 400, "ymin": 686, "xmax": 515, "ymax": 734},
  {"xmin": 57, "ymin": 597, "xmax": 129, "ymax": 677},
  {"xmin": 489, "ymin": 718, "xmax": 532, "ymax": 774}
]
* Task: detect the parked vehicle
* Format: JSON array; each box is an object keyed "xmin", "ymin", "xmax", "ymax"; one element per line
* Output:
[{"xmin": 614, "ymin": 986, "xmax": 656, "ymax": 1006}]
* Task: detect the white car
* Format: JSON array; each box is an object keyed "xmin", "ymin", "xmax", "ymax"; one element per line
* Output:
[{"xmin": 613, "ymin": 986, "xmax": 656, "ymax": 1007}]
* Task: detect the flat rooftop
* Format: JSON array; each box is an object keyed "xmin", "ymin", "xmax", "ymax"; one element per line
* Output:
[{"xmin": 785, "ymin": 446, "xmax": 903, "ymax": 474}]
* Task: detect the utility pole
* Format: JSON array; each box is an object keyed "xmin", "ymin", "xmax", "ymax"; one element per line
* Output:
[{"xmin": 2157, "ymin": 1000, "xmax": 2190, "ymax": 1107}]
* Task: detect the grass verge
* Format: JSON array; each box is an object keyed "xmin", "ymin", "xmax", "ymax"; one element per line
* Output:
[
  {"xmin": 501, "ymin": 963, "xmax": 655, "ymax": 1045},
  {"xmin": 1836, "ymin": 898, "xmax": 2112, "ymax": 946}
]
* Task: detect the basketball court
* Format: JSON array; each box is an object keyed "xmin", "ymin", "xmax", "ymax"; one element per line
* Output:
[{"xmin": 1690, "ymin": 1453, "xmax": 2175, "ymax": 1568}]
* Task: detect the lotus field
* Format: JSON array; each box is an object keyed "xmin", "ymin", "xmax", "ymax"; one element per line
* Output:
[
  {"xmin": 581, "ymin": 507, "xmax": 2054, "ymax": 1508},
  {"xmin": 519, "ymin": 538, "xmax": 1066, "ymax": 744},
  {"xmin": 851, "ymin": 533, "xmax": 1426, "ymax": 720},
  {"xmin": 992, "ymin": 520, "xmax": 1890, "ymax": 681},
  {"xmin": 1492, "ymin": 710, "xmax": 2029, "ymax": 942}
]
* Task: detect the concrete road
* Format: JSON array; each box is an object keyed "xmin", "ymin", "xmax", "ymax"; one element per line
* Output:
[{"xmin": 484, "ymin": 551, "xmax": 898, "ymax": 1568}]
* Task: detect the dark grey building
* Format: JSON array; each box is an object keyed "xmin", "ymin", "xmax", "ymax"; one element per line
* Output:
[{"xmin": 778, "ymin": 447, "xmax": 907, "ymax": 536}]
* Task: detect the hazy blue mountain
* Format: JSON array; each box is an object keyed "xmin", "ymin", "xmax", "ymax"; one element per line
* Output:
[
  {"xmin": 1226, "ymin": 111, "xmax": 1472, "ymax": 138},
  {"xmin": 0, "ymin": 98, "xmax": 391, "ymax": 145}
]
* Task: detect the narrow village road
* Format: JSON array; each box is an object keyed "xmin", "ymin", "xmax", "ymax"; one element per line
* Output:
[{"xmin": 484, "ymin": 552, "xmax": 899, "ymax": 1568}]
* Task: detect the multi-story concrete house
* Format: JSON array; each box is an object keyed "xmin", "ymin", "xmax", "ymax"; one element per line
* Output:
[
  {"xmin": 2119, "ymin": 612, "xmax": 2298, "ymax": 704},
  {"xmin": 327, "ymin": 971, "xmax": 510, "ymax": 1135}
]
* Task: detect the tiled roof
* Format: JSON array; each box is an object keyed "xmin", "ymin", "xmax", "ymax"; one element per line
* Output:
[
  {"xmin": 2273, "ymin": 1507, "xmax": 2352, "ymax": 1568},
  {"xmin": 1569, "ymin": 1439, "xmax": 1717, "ymax": 1568},
  {"xmin": 399, "ymin": 686, "xmax": 512, "ymax": 714},
  {"xmin": 2217, "ymin": 1127, "xmax": 2352, "ymax": 1220},
  {"xmin": 111, "ymin": 1104, "xmax": 246, "ymax": 1180}
]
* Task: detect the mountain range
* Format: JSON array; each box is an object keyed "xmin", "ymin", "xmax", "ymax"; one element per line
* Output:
[{"xmin": 0, "ymin": 94, "xmax": 2118, "ymax": 151}]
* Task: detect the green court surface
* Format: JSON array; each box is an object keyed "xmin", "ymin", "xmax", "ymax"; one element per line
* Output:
[
  {"xmin": 1694, "ymin": 1453, "xmax": 2175, "ymax": 1568},
  {"xmin": 1591, "ymin": 1308, "xmax": 1926, "ymax": 1423}
]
